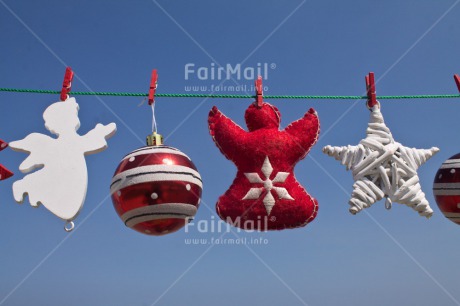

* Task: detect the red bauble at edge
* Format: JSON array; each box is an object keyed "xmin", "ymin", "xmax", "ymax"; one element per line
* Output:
[
  {"xmin": 110, "ymin": 145, "xmax": 202, "ymax": 235},
  {"xmin": 433, "ymin": 152, "xmax": 460, "ymax": 226}
]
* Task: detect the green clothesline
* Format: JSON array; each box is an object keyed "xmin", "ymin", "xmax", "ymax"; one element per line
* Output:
[{"xmin": 1, "ymin": 87, "xmax": 460, "ymax": 100}]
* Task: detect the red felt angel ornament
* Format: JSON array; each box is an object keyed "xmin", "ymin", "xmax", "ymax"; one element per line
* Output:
[{"xmin": 208, "ymin": 80, "xmax": 320, "ymax": 230}]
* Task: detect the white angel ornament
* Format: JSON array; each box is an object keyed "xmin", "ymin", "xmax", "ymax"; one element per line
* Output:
[{"xmin": 10, "ymin": 98, "xmax": 116, "ymax": 231}]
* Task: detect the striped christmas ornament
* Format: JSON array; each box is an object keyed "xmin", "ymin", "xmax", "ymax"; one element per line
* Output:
[
  {"xmin": 110, "ymin": 145, "xmax": 202, "ymax": 235},
  {"xmin": 433, "ymin": 153, "xmax": 460, "ymax": 225}
]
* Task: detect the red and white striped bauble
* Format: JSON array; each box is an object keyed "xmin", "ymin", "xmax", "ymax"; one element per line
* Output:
[
  {"xmin": 110, "ymin": 145, "xmax": 202, "ymax": 235},
  {"xmin": 433, "ymin": 153, "xmax": 460, "ymax": 226}
]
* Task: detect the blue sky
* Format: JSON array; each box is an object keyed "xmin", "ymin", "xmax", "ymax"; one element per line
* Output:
[{"xmin": 1, "ymin": 0, "xmax": 460, "ymax": 305}]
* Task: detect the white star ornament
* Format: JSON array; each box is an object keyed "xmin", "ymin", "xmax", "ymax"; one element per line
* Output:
[{"xmin": 323, "ymin": 106, "xmax": 439, "ymax": 218}]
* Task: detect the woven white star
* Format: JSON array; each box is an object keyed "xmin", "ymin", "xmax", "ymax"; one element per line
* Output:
[
  {"xmin": 323, "ymin": 106, "xmax": 439, "ymax": 218},
  {"xmin": 242, "ymin": 156, "xmax": 294, "ymax": 215}
]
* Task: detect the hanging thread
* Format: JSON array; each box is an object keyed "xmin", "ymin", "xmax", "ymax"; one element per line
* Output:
[{"xmin": 151, "ymin": 103, "xmax": 157, "ymax": 133}]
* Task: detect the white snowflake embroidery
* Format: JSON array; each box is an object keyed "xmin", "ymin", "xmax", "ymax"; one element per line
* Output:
[{"xmin": 242, "ymin": 156, "xmax": 294, "ymax": 215}]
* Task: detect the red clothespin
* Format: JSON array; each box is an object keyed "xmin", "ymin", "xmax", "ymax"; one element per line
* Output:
[
  {"xmin": 148, "ymin": 69, "xmax": 158, "ymax": 106},
  {"xmin": 0, "ymin": 164, "xmax": 13, "ymax": 181},
  {"xmin": 0, "ymin": 139, "xmax": 8, "ymax": 152},
  {"xmin": 0, "ymin": 139, "xmax": 13, "ymax": 180},
  {"xmin": 365, "ymin": 72, "xmax": 378, "ymax": 108},
  {"xmin": 454, "ymin": 74, "xmax": 460, "ymax": 93},
  {"xmin": 60, "ymin": 67, "xmax": 74, "ymax": 101},
  {"xmin": 255, "ymin": 76, "xmax": 263, "ymax": 107}
]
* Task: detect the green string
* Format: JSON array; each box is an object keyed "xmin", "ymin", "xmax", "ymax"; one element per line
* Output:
[{"xmin": 0, "ymin": 87, "xmax": 459, "ymax": 100}]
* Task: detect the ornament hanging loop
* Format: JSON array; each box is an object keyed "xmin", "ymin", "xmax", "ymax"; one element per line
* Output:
[
  {"xmin": 367, "ymin": 100, "xmax": 380, "ymax": 112},
  {"xmin": 60, "ymin": 67, "xmax": 74, "ymax": 101},
  {"xmin": 385, "ymin": 197, "xmax": 392, "ymax": 210},
  {"xmin": 64, "ymin": 221, "xmax": 75, "ymax": 232},
  {"xmin": 365, "ymin": 72, "xmax": 379, "ymax": 110},
  {"xmin": 254, "ymin": 76, "xmax": 264, "ymax": 108}
]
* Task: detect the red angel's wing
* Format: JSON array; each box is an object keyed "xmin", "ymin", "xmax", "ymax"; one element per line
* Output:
[
  {"xmin": 208, "ymin": 106, "xmax": 247, "ymax": 163},
  {"xmin": 284, "ymin": 108, "xmax": 320, "ymax": 158}
]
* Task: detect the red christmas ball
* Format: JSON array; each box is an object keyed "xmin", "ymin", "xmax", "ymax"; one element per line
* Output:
[
  {"xmin": 110, "ymin": 145, "xmax": 202, "ymax": 235},
  {"xmin": 433, "ymin": 153, "xmax": 460, "ymax": 225}
]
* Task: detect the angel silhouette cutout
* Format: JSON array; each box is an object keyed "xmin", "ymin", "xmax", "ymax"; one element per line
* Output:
[{"xmin": 9, "ymin": 98, "xmax": 116, "ymax": 230}]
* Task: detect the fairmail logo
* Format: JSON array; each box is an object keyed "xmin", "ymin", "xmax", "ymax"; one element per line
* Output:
[
  {"xmin": 184, "ymin": 62, "xmax": 276, "ymax": 81},
  {"xmin": 184, "ymin": 215, "xmax": 271, "ymax": 233}
]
